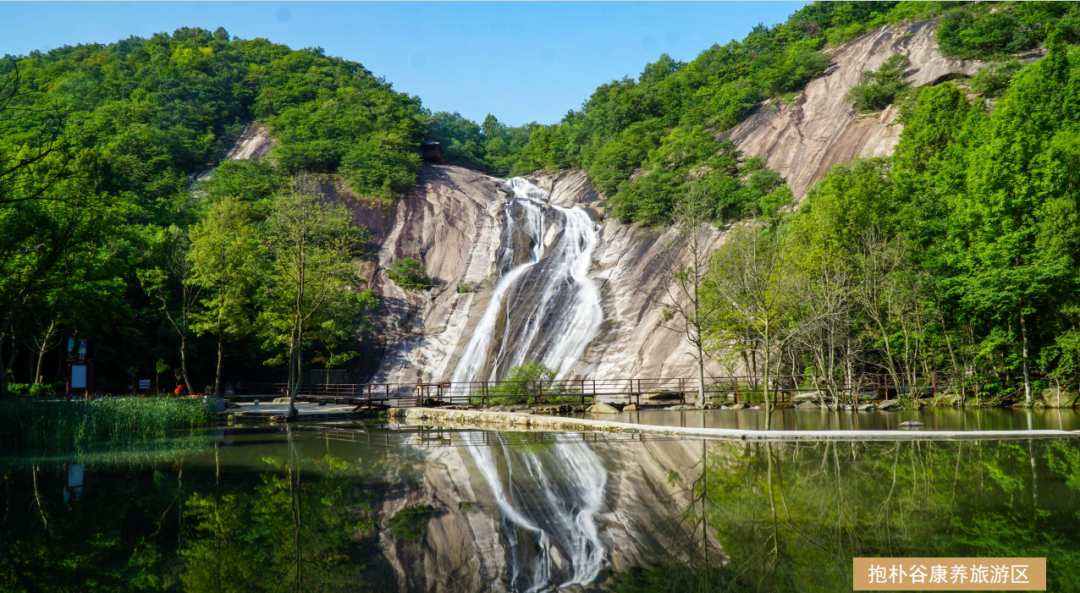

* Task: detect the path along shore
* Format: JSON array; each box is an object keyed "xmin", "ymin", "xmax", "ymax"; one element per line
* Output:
[{"xmin": 387, "ymin": 407, "xmax": 1080, "ymax": 442}]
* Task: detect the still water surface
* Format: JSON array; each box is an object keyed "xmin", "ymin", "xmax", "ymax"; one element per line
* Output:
[
  {"xmin": 601, "ymin": 407, "xmax": 1080, "ymax": 432},
  {"xmin": 2, "ymin": 423, "xmax": 1079, "ymax": 592}
]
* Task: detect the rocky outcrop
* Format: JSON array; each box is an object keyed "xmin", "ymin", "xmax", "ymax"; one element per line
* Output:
[
  {"xmin": 365, "ymin": 166, "xmax": 731, "ymax": 384},
  {"xmin": 534, "ymin": 170, "xmax": 729, "ymax": 380},
  {"xmin": 726, "ymin": 19, "xmax": 1042, "ymax": 200},
  {"xmin": 225, "ymin": 122, "xmax": 275, "ymax": 161},
  {"xmin": 367, "ymin": 166, "xmax": 510, "ymax": 384}
]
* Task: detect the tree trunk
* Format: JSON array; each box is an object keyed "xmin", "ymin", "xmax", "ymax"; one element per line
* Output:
[
  {"xmin": 287, "ymin": 317, "xmax": 302, "ymax": 420},
  {"xmin": 180, "ymin": 333, "xmax": 194, "ymax": 396},
  {"xmin": 0, "ymin": 311, "xmax": 17, "ymax": 398},
  {"xmin": 696, "ymin": 338, "xmax": 706, "ymax": 410},
  {"xmin": 764, "ymin": 324, "xmax": 772, "ymax": 430},
  {"xmin": 35, "ymin": 317, "xmax": 56, "ymax": 384},
  {"xmin": 1020, "ymin": 309, "xmax": 1032, "ymax": 406},
  {"xmin": 214, "ymin": 317, "xmax": 224, "ymax": 396}
]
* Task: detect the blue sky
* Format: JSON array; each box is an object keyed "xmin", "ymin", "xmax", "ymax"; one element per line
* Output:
[{"xmin": 0, "ymin": 2, "xmax": 809, "ymax": 126}]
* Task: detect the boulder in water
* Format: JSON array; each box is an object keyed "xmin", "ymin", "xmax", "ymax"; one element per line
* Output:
[
  {"xmin": 898, "ymin": 420, "xmax": 925, "ymax": 429},
  {"xmin": 793, "ymin": 391, "xmax": 823, "ymax": 402},
  {"xmin": 666, "ymin": 404, "xmax": 696, "ymax": 411},
  {"xmin": 877, "ymin": 399, "xmax": 901, "ymax": 410},
  {"xmin": 729, "ymin": 403, "xmax": 749, "ymax": 410},
  {"xmin": 588, "ymin": 402, "xmax": 619, "ymax": 414},
  {"xmin": 857, "ymin": 404, "xmax": 876, "ymax": 411},
  {"xmin": 796, "ymin": 402, "xmax": 819, "ymax": 410},
  {"xmin": 548, "ymin": 544, "xmax": 566, "ymax": 570},
  {"xmin": 623, "ymin": 404, "xmax": 640, "ymax": 411}
]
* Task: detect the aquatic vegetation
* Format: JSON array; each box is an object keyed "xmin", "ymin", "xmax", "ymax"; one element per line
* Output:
[{"xmin": 0, "ymin": 398, "xmax": 216, "ymax": 448}]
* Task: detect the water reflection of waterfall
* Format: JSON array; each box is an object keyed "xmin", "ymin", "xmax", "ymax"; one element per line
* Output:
[
  {"xmin": 451, "ymin": 178, "xmax": 604, "ymax": 383},
  {"xmin": 467, "ymin": 434, "xmax": 607, "ymax": 592}
]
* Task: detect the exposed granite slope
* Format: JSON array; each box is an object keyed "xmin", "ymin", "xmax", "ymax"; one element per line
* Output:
[
  {"xmin": 536, "ymin": 170, "xmax": 729, "ymax": 380},
  {"xmin": 366, "ymin": 165, "xmax": 510, "ymax": 384},
  {"xmin": 726, "ymin": 19, "xmax": 1007, "ymax": 200},
  {"xmin": 224, "ymin": 122, "xmax": 275, "ymax": 161}
]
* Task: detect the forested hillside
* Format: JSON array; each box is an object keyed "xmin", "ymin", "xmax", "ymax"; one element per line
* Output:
[
  {"xmin": 511, "ymin": 1, "xmax": 1080, "ymax": 224},
  {"xmin": 738, "ymin": 29, "xmax": 1080, "ymax": 407},
  {"xmin": 3, "ymin": 2, "xmax": 1080, "ymax": 402},
  {"xmin": 0, "ymin": 27, "xmax": 438, "ymax": 394}
]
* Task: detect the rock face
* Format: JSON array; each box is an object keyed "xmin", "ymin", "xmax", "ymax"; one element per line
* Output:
[
  {"xmin": 224, "ymin": 123, "xmax": 275, "ymax": 161},
  {"xmin": 223, "ymin": 20, "xmax": 1050, "ymax": 389},
  {"xmin": 533, "ymin": 170, "xmax": 730, "ymax": 381},
  {"xmin": 365, "ymin": 166, "xmax": 509, "ymax": 384},
  {"xmin": 726, "ymin": 19, "xmax": 1041, "ymax": 200},
  {"xmin": 366, "ymin": 166, "xmax": 729, "ymax": 384}
]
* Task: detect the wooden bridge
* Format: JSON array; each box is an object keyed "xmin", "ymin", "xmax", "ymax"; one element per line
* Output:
[{"xmin": 229, "ymin": 373, "xmax": 948, "ymax": 408}]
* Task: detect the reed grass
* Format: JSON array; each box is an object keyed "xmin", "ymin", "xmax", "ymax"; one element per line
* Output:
[{"xmin": 0, "ymin": 398, "xmax": 216, "ymax": 449}]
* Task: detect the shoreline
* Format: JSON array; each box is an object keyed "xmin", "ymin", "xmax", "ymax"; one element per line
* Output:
[{"xmin": 386, "ymin": 407, "xmax": 1080, "ymax": 442}]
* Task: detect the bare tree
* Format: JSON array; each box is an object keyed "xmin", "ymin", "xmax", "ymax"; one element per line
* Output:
[
  {"xmin": 791, "ymin": 249, "xmax": 859, "ymax": 408},
  {"xmin": 649, "ymin": 186, "xmax": 723, "ymax": 408},
  {"xmin": 708, "ymin": 224, "xmax": 824, "ymax": 429}
]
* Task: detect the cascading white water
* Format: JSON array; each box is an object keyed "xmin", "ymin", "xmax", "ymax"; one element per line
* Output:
[
  {"xmin": 451, "ymin": 177, "xmax": 604, "ymax": 383},
  {"xmin": 466, "ymin": 434, "xmax": 608, "ymax": 592},
  {"xmin": 453, "ymin": 178, "xmax": 609, "ymax": 591}
]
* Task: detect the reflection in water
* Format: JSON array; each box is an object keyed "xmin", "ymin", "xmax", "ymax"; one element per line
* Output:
[
  {"xmin": 0, "ymin": 426, "xmax": 1078, "ymax": 592},
  {"xmin": 625, "ymin": 438, "xmax": 1080, "ymax": 593},
  {"xmin": 466, "ymin": 433, "xmax": 607, "ymax": 592},
  {"xmin": 606, "ymin": 406, "xmax": 1080, "ymax": 432}
]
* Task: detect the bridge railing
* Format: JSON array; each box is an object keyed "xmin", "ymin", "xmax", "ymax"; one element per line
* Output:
[{"xmin": 230, "ymin": 372, "xmax": 950, "ymax": 407}]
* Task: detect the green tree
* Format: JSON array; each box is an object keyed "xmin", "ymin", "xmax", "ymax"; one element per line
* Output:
[
  {"xmin": 189, "ymin": 196, "xmax": 263, "ymax": 396},
  {"xmin": 707, "ymin": 225, "xmax": 823, "ymax": 428},
  {"xmin": 138, "ymin": 226, "xmax": 201, "ymax": 396},
  {"xmin": 259, "ymin": 187, "xmax": 365, "ymax": 419}
]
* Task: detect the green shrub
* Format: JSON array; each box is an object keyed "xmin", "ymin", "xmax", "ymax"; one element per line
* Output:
[
  {"xmin": 970, "ymin": 59, "xmax": 1022, "ymax": 98},
  {"xmin": 471, "ymin": 362, "xmax": 584, "ymax": 405},
  {"xmin": 937, "ymin": 6, "xmax": 1034, "ymax": 60},
  {"xmin": 847, "ymin": 54, "xmax": 911, "ymax": 112},
  {"xmin": 386, "ymin": 258, "xmax": 432, "ymax": 290},
  {"xmin": 457, "ymin": 280, "xmax": 477, "ymax": 293},
  {"xmin": 386, "ymin": 505, "xmax": 434, "ymax": 541},
  {"xmin": 6, "ymin": 383, "xmax": 31, "ymax": 396}
]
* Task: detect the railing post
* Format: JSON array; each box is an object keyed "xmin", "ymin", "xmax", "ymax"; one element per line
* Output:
[
  {"xmin": 734, "ymin": 376, "xmax": 739, "ymax": 404},
  {"xmin": 538, "ymin": 381, "xmax": 544, "ymax": 405}
]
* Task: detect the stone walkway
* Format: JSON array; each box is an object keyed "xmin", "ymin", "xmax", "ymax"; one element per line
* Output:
[{"xmin": 387, "ymin": 407, "xmax": 1080, "ymax": 442}]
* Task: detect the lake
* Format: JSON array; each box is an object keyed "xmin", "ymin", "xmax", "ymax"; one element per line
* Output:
[
  {"xmin": 2, "ymin": 420, "xmax": 1078, "ymax": 592},
  {"xmin": 596, "ymin": 406, "xmax": 1080, "ymax": 432}
]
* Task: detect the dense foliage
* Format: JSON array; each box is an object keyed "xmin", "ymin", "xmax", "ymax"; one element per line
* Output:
[
  {"xmin": 385, "ymin": 258, "xmax": 432, "ymax": 291},
  {"xmin": 507, "ymin": 1, "xmax": 917, "ymax": 223},
  {"xmin": 507, "ymin": 2, "xmax": 1080, "ymax": 225},
  {"xmin": 5, "ymin": 4, "xmax": 1080, "ymax": 400},
  {"xmin": 0, "ymin": 28, "xmax": 396, "ymax": 395},
  {"xmin": 700, "ymin": 32, "xmax": 1080, "ymax": 407}
]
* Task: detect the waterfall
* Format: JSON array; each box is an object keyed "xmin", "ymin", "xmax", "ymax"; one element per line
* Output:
[
  {"xmin": 451, "ymin": 177, "xmax": 604, "ymax": 383},
  {"xmin": 466, "ymin": 434, "xmax": 608, "ymax": 592}
]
